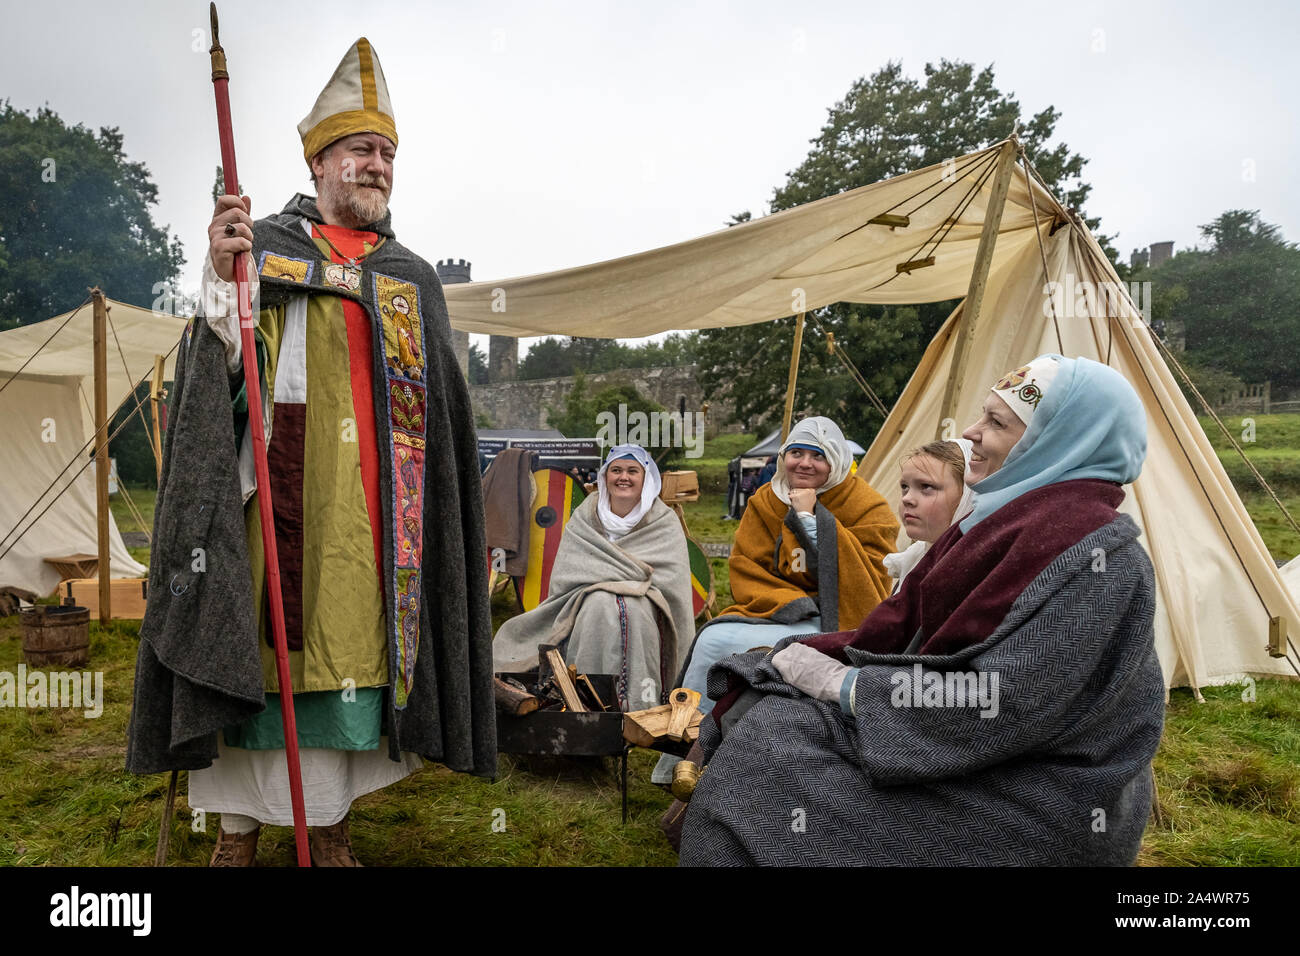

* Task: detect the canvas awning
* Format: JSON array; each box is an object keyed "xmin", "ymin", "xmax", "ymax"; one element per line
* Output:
[
  {"xmin": 442, "ymin": 144, "xmax": 1058, "ymax": 337},
  {"xmin": 742, "ymin": 426, "xmax": 866, "ymax": 460},
  {"xmin": 445, "ymin": 140, "xmax": 1300, "ymax": 689}
]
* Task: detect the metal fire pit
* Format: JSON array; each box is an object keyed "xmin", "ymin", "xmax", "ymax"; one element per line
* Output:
[{"xmin": 495, "ymin": 671, "xmax": 632, "ymax": 822}]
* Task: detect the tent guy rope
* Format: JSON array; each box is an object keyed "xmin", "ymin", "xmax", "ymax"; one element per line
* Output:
[{"xmin": 0, "ymin": 355, "xmax": 175, "ymax": 566}]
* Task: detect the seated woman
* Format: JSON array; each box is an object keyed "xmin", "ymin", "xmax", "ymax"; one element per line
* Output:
[
  {"xmin": 492, "ymin": 445, "xmax": 694, "ymax": 711},
  {"xmin": 651, "ymin": 417, "xmax": 896, "ymax": 785},
  {"xmin": 678, "ymin": 416, "xmax": 898, "ymax": 710},
  {"xmin": 883, "ymin": 438, "xmax": 975, "ymax": 592},
  {"xmin": 679, "ymin": 355, "xmax": 1165, "ymax": 866}
]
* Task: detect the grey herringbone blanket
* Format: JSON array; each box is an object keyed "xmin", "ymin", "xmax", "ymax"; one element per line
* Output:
[{"xmin": 679, "ymin": 514, "xmax": 1165, "ymax": 866}]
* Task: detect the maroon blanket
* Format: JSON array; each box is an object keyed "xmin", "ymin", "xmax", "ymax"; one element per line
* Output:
[{"xmin": 714, "ymin": 478, "xmax": 1127, "ymax": 722}]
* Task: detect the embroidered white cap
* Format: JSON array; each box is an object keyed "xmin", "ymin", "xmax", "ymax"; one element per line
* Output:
[{"xmin": 990, "ymin": 355, "xmax": 1061, "ymax": 425}]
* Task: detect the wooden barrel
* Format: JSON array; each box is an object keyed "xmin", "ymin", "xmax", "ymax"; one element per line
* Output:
[{"xmin": 21, "ymin": 605, "xmax": 90, "ymax": 667}]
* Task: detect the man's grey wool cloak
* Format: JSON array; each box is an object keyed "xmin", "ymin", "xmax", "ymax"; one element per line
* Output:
[{"xmin": 125, "ymin": 195, "xmax": 497, "ymax": 778}]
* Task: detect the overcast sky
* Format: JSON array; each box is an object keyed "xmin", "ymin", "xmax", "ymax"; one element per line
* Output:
[{"xmin": 5, "ymin": 0, "xmax": 1297, "ymax": 352}]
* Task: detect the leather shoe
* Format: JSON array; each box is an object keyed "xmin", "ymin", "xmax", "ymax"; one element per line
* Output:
[
  {"xmin": 309, "ymin": 815, "xmax": 362, "ymax": 867},
  {"xmin": 209, "ymin": 826, "xmax": 260, "ymax": 867}
]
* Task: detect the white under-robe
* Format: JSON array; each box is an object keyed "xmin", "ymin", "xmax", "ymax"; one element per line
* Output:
[{"xmin": 188, "ymin": 737, "xmax": 422, "ymax": 828}]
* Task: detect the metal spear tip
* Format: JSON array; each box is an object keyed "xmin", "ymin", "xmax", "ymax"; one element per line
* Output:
[{"xmin": 208, "ymin": 1, "xmax": 228, "ymax": 77}]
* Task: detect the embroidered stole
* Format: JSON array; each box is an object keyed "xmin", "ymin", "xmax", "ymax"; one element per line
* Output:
[{"xmin": 308, "ymin": 223, "xmax": 427, "ymax": 708}]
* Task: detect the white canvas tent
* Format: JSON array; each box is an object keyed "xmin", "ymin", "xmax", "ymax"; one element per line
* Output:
[
  {"xmin": 1283, "ymin": 556, "xmax": 1300, "ymax": 605},
  {"xmin": 0, "ymin": 298, "xmax": 186, "ymax": 597},
  {"xmin": 442, "ymin": 140, "xmax": 1300, "ymax": 690}
]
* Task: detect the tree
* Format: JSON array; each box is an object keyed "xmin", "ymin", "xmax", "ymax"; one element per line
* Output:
[
  {"xmin": 545, "ymin": 374, "xmax": 680, "ymax": 464},
  {"xmin": 516, "ymin": 332, "xmax": 700, "ymax": 380},
  {"xmin": 468, "ymin": 342, "xmax": 489, "ymax": 384},
  {"xmin": 516, "ymin": 336, "xmax": 609, "ymax": 379},
  {"xmin": 107, "ymin": 381, "xmax": 164, "ymax": 490},
  {"xmin": 1135, "ymin": 210, "xmax": 1300, "ymax": 390},
  {"xmin": 0, "ymin": 102, "xmax": 185, "ymax": 328},
  {"xmin": 211, "ymin": 165, "xmax": 242, "ymax": 203},
  {"xmin": 0, "ymin": 102, "xmax": 186, "ymax": 489},
  {"xmin": 695, "ymin": 60, "xmax": 1107, "ymax": 445}
]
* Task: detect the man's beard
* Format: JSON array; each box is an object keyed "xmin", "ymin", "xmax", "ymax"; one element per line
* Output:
[{"xmin": 319, "ymin": 173, "xmax": 390, "ymax": 227}]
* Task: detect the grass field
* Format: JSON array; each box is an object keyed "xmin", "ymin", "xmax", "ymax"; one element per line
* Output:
[
  {"xmin": 1196, "ymin": 414, "xmax": 1300, "ymax": 561},
  {"xmin": 2, "ymin": 614, "xmax": 1295, "ymax": 866},
  {"xmin": 4, "ymin": 419, "xmax": 1296, "ymax": 867},
  {"xmin": 0, "ymin": 614, "xmax": 679, "ymax": 866}
]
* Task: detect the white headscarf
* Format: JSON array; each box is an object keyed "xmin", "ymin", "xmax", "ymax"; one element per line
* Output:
[
  {"xmin": 596, "ymin": 444, "xmax": 662, "ymax": 542},
  {"xmin": 769, "ymin": 416, "xmax": 854, "ymax": 505},
  {"xmin": 882, "ymin": 438, "xmax": 977, "ymax": 588}
]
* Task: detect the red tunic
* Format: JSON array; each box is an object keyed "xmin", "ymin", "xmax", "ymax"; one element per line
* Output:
[{"xmin": 313, "ymin": 223, "xmax": 386, "ymax": 579}]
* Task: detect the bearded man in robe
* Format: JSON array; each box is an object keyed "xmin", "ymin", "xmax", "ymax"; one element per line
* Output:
[{"xmin": 126, "ymin": 38, "xmax": 496, "ymax": 867}]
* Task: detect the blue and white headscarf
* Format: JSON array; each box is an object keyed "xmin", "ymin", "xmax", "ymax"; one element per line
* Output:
[
  {"xmin": 596, "ymin": 444, "xmax": 662, "ymax": 540},
  {"xmin": 960, "ymin": 355, "xmax": 1147, "ymax": 531},
  {"xmin": 770, "ymin": 416, "xmax": 854, "ymax": 505}
]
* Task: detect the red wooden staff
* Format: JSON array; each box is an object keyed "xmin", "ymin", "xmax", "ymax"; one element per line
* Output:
[{"xmin": 208, "ymin": 2, "xmax": 310, "ymax": 867}]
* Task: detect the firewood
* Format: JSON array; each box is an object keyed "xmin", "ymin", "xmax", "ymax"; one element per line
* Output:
[
  {"xmin": 623, "ymin": 692, "xmax": 703, "ymax": 747},
  {"xmin": 575, "ymin": 673, "xmax": 608, "ymax": 712},
  {"xmin": 622, "ymin": 709, "xmax": 663, "ymax": 748},
  {"xmin": 539, "ymin": 645, "xmax": 586, "ymax": 712},
  {"xmin": 494, "ymin": 676, "xmax": 540, "ymax": 716}
]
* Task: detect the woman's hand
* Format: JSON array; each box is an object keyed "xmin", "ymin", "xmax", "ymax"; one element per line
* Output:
[
  {"xmin": 208, "ymin": 194, "xmax": 254, "ymax": 282},
  {"xmin": 771, "ymin": 642, "xmax": 855, "ymax": 705},
  {"xmin": 789, "ymin": 487, "xmax": 817, "ymax": 515}
]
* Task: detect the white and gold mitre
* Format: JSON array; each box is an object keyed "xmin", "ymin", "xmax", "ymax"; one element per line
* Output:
[{"xmin": 298, "ymin": 37, "xmax": 398, "ymax": 163}]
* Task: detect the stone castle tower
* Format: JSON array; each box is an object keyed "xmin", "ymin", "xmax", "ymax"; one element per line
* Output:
[{"xmin": 435, "ymin": 258, "xmax": 472, "ymax": 377}]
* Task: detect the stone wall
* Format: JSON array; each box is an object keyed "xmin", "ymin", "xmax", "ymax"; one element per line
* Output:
[{"xmin": 469, "ymin": 364, "xmax": 741, "ymax": 435}]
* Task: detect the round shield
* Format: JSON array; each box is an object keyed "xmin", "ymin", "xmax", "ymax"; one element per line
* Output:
[{"xmin": 515, "ymin": 468, "xmax": 586, "ymax": 611}]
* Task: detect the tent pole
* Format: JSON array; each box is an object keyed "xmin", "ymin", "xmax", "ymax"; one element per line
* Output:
[
  {"xmin": 939, "ymin": 138, "xmax": 1020, "ymax": 435},
  {"xmin": 91, "ymin": 289, "xmax": 111, "ymax": 625},
  {"xmin": 780, "ymin": 312, "xmax": 806, "ymax": 443},
  {"xmin": 149, "ymin": 353, "xmax": 165, "ymax": 482}
]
